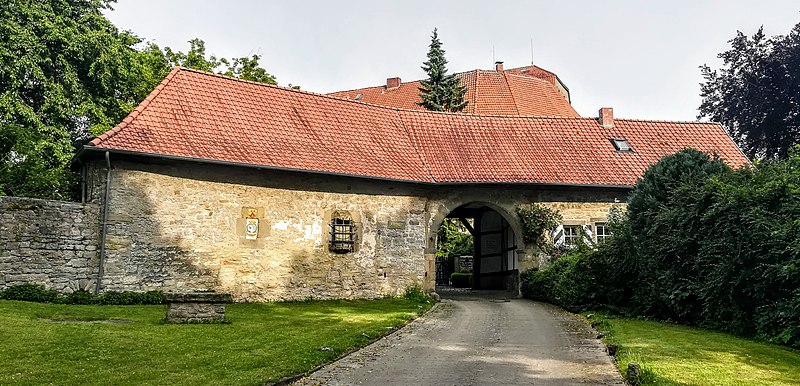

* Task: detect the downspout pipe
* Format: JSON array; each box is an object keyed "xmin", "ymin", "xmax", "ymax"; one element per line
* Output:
[{"xmin": 96, "ymin": 151, "xmax": 111, "ymax": 295}]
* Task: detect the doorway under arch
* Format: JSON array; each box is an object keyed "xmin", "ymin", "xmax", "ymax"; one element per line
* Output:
[{"xmin": 433, "ymin": 202, "xmax": 521, "ymax": 292}]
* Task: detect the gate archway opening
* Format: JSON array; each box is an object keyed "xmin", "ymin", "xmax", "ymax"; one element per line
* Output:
[{"xmin": 434, "ymin": 202, "xmax": 520, "ymax": 292}]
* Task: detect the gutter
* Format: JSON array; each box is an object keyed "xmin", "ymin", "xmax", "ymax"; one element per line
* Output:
[
  {"xmin": 76, "ymin": 146, "xmax": 635, "ymax": 190},
  {"xmin": 96, "ymin": 151, "xmax": 111, "ymax": 295}
]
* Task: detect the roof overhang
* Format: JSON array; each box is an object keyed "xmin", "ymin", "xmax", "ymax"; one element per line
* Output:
[{"xmin": 74, "ymin": 145, "xmax": 635, "ymax": 190}]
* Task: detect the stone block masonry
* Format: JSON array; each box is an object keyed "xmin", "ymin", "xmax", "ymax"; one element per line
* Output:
[
  {"xmin": 0, "ymin": 196, "xmax": 100, "ymax": 292},
  {"xmin": 164, "ymin": 292, "xmax": 232, "ymax": 323}
]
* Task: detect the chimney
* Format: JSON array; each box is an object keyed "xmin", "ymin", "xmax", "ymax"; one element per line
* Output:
[
  {"xmin": 495, "ymin": 61, "xmax": 504, "ymax": 71},
  {"xmin": 386, "ymin": 77, "xmax": 401, "ymax": 89},
  {"xmin": 599, "ymin": 107, "xmax": 614, "ymax": 128}
]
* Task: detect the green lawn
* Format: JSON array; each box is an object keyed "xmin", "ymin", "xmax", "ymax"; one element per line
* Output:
[
  {"xmin": 586, "ymin": 313, "xmax": 800, "ymax": 385},
  {"xmin": 0, "ymin": 298, "xmax": 431, "ymax": 385}
]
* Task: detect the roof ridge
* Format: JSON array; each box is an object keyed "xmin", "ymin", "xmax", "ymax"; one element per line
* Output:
[
  {"xmin": 89, "ymin": 67, "xmax": 182, "ymax": 146},
  {"xmin": 613, "ymin": 117, "xmax": 721, "ymax": 125},
  {"xmin": 499, "ymin": 72, "xmax": 521, "ymax": 116}
]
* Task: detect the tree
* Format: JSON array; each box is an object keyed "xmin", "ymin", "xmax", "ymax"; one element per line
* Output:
[
  {"xmin": 699, "ymin": 21, "xmax": 800, "ymax": 160},
  {"xmin": 0, "ymin": 0, "xmax": 280, "ymax": 200},
  {"xmin": 436, "ymin": 218, "xmax": 473, "ymax": 259},
  {"xmin": 0, "ymin": 0, "xmax": 167, "ymax": 199},
  {"xmin": 418, "ymin": 29, "xmax": 467, "ymax": 112}
]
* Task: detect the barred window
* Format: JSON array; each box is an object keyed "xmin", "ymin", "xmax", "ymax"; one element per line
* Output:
[
  {"xmin": 563, "ymin": 225, "xmax": 580, "ymax": 247},
  {"xmin": 329, "ymin": 216, "xmax": 356, "ymax": 253},
  {"xmin": 595, "ymin": 222, "xmax": 611, "ymax": 244}
]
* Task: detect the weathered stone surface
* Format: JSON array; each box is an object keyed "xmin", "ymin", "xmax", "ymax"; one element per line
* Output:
[
  {"xmin": 2, "ymin": 158, "xmax": 627, "ymax": 301},
  {"xmin": 166, "ymin": 301, "xmax": 227, "ymax": 323},
  {"xmin": 163, "ymin": 292, "xmax": 232, "ymax": 303},
  {"xmin": 0, "ymin": 196, "xmax": 100, "ymax": 292}
]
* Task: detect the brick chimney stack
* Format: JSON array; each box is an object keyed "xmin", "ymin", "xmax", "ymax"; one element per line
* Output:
[
  {"xmin": 386, "ymin": 77, "xmax": 401, "ymax": 89},
  {"xmin": 495, "ymin": 61, "xmax": 504, "ymax": 71},
  {"xmin": 599, "ymin": 107, "xmax": 614, "ymax": 128}
]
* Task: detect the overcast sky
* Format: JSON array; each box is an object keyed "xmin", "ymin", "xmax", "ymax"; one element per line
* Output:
[{"xmin": 105, "ymin": 1, "xmax": 800, "ymax": 121}]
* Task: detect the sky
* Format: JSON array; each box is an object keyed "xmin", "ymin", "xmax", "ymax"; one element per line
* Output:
[{"xmin": 105, "ymin": 1, "xmax": 800, "ymax": 121}]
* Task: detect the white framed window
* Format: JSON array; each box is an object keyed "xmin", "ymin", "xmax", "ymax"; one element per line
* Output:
[
  {"xmin": 563, "ymin": 225, "xmax": 580, "ymax": 247},
  {"xmin": 595, "ymin": 222, "xmax": 611, "ymax": 244}
]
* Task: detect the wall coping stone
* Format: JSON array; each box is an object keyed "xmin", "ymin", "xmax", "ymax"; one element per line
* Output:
[{"xmin": 164, "ymin": 292, "xmax": 233, "ymax": 303}]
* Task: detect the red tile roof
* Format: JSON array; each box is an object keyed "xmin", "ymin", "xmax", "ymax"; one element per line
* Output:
[
  {"xmin": 87, "ymin": 67, "xmax": 749, "ymax": 186},
  {"xmin": 328, "ymin": 66, "xmax": 579, "ymax": 117}
]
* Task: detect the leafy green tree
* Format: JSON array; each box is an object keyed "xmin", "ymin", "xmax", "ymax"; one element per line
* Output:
[
  {"xmin": 436, "ymin": 219, "xmax": 473, "ymax": 259},
  {"xmin": 0, "ymin": 1, "xmax": 280, "ymax": 200},
  {"xmin": 163, "ymin": 38, "xmax": 277, "ymax": 85},
  {"xmin": 418, "ymin": 29, "xmax": 467, "ymax": 112},
  {"xmin": 0, "ymin": 0, "xmax": 167, "ymax": 199},
  {"xmin": 699, "ymin": 21, "xmax": 800, "ymax": 160}
]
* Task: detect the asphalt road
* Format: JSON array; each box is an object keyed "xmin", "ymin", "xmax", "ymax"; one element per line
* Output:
[{"xmin": 293, "ymin": 289, "xmax": 624, "ymax": 386}]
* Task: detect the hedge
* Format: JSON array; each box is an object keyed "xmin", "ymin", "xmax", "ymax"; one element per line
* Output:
[
  {"xmin": 0, "ymin": 283, "xmax": 164, "ymax": 305},
  {"xmin": 522, "ymin": 149, "xmax": 800, "ymax": 348},
  {"xmin": 450, "ymin": 272, "xmax": 473, "ymax": 288}
]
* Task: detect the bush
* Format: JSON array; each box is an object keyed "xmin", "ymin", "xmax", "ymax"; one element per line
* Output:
[
  {"xmin": 402, "ymin": 284, "xmax": 431, "ymax": 303},
  {"xmin": 95, "ymin": 291, "xmax": 164, "ymax": 305},
  {"xmin": 63, "ymin": 290, "xmax": 95, "ymax": 305},
  {"xmin": 516, "ymin": 204, "xmax": 562, "ymax": 247},
  {"xmin": 450, "ymin": 272, "xmax": 473, "ymax": 288},
  {"xmin": 0, "ymin": 283, "xmax": 61, "ymax": 303},
  {"xmin": 521, "ymin": 148, "xmax": 800, "ymax": 348},
  {"xmin": 0, "ymin": 284, "xmax": 164, "ymax": 305}
]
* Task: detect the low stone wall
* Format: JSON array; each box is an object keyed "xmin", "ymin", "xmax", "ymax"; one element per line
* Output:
[{"xmin": 0, "ymin": 196, "xmax": 100, "ymax": 292}]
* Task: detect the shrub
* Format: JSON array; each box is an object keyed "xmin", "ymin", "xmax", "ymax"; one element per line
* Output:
[
  {"xmin": 0, "ymin": 284, "xmax": 164, "ymax": 306},
  {"xmin": 450, "ymin": 272, "xmax": 473, "ymax": 288},
  {"xmin": 0, "ymin": 283, "xmax": 61, "ymax": 303},
  {"xmin": 96, "ymin": 290, "xmax": 164, "ymax": 305},
  {"xmin": 62, "ymin": 290, "xmax": 95, "ymax": 305},
  {"xmin": 402, "ymin": 284, "xmax": 431, "ymax": 303},
  {"xmin": 521, "ymin": 148, "xmax": 800, "ymax": 348},
  {"xmin": 516, "ymin": 204, "xmax": 562, "ymax": 248}
]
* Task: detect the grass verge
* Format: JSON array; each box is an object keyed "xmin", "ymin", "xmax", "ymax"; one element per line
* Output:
[
  {"xmin": 0, "ymin": 297, "xmax": 432, "ymax": 385},
  {"xmin": 585, "ymin": 313, "xmax": 800, "ymax": 385}
]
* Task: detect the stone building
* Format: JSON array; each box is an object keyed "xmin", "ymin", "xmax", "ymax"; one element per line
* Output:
[
  {"xmin": 1, "ymin": 64, "xmax": 748, "ymax": 301},
  {"xmin": 59, "ymin": 66, "xmax": 748, "ymax": 301}
]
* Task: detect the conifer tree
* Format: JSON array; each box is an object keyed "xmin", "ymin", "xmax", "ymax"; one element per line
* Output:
[{"xmin": 418, "ymin": 29, "xmax": 468, "ymax": 112}]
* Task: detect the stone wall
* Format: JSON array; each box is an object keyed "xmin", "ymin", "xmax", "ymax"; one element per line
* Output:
[
  {"xmin": 87, "ymin": 159, "xmax": 431, "ymax": 301},
  {"xmin": 80, "ymin": 157, "xmax": 628, "ymax": 300},
  {"xmin": 0, "ymin": 196, "xmax": 100, "ymax": 292},
  {"xmin": 0, "ymin": 157, "xmax": 628, "ymax": 300}
]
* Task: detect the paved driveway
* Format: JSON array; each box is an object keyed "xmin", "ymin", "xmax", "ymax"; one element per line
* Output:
[{"xmin": 294, "ymin": 289, "xmax": 624, "ymax": 386}]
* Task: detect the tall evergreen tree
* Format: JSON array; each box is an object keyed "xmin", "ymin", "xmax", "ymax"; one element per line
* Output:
[{"xmin": 418, "ymin": 29, "xmax": 467, "ymax": 112}]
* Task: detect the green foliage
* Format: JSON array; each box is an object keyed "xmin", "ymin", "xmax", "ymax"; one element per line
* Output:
[
  {"xmin": 0, "ymin": 283, "xmax": 61, "ymax": 303},
  {"xmin": 0, "ymin": 1, "xmax": 280, "ymax": 200},
  {"xmin": 449, "ymin": 272, "xmax": 473, "ymax": 288},
  {"xmin": 418, "ymin": 28, "xmax": 468, "ymax": 112},
  {"xmin": 0, "ymin": 284, "xmax": 163, "ymax": 305},
  {"xmin": 95, "ymin": 290, "xmax": 164, "ymax": 305},
  {"xmin": 435, "ymin": 218, "xmax": 473, "ymax": 258},
  {"xmin": 402, "ymin": 284, "xmax": 432, "ymax": 304},
  {"xmin": 522, "ymin": 148, "xmax": 800, "ymax": 348},
  {"xmin": 699, "ymin": 21, "xmax": 800, "ymax": 160},
  {"xmin": 163, "ymin": 38, "xmax": 278, "ymax": 85},
  {"xmin": 515, "ymin": 204, "xmax": 562, "ymax": 248}
]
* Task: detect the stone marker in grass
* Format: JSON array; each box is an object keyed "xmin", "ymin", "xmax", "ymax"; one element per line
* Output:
[{"xmin": 164, "ymin": 292, "xmax": 232, "ymax": 323}]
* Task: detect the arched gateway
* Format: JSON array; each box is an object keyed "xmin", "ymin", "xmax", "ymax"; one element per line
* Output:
[{"xmin": 427, "ymin": 202, "xmax": 526, "ymax": 293}]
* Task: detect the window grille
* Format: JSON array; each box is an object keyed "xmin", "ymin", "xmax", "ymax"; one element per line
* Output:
[
  {"xmin": 329, "ymin": 218, "xmax": 356, "ymax": 253},
  {"xmin": 595, "ymin": 222, "xmax": 611, "ymax": 244}
]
